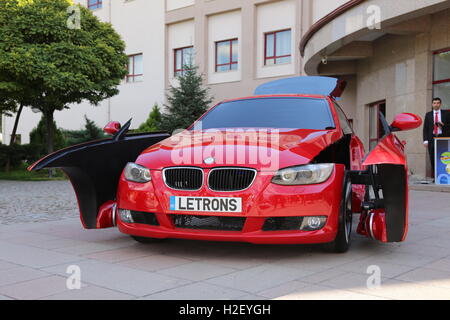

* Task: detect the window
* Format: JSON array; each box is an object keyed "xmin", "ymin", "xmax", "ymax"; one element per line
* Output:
[
  {"xmin": 87, "ymin": 0, "xmax": 102, "ymax": 10},
  {"xmin": 174, "ymin": 46, "xmax": 194, "ymax": 77},
  {"xmin": 334, "ymin": 103, "xmax": 353, "ymax": 135},
  {"xmin": 215, "ymin": 39, "xmax": 238, "ymax": 72},
  {"xmin": 433, "ymin": 48, "xmax": 450, "ymax": 108},
  {"xmin": 368, "ymin": 101, "xmax": 386, "ymax": 150},
  {"xmin": 195, "ymin": 98, "xmax": 334, "ymax": 130},
  {"xmin": 264, "ymin": 29, "xmax": 291, "ymax": 66},
  {"xmin": 126, "ymin": 54, "xmax": 143, "ymax": 83}
]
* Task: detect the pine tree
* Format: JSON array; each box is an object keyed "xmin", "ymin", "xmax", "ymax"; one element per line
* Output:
[
  {"xmin": 161, "ymin": 66, "xmax": 213, "ymax": 133},
  {"xmin": 136, "ymin": 104, "xmax": 162, "ymax": 133}
]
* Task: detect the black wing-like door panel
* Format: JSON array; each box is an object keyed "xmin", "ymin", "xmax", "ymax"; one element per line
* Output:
[{"xmin": 28, "ymin": 132, "xmax": 170, "ymax": 229}]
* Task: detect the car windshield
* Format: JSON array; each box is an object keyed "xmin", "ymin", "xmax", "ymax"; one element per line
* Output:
[{"xmin": 193, "ymin": 97, "xmax": 335, "ymax": 130}]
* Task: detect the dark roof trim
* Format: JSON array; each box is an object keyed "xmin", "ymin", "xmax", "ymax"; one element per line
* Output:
[{"xmin": 300, "ymin": 0, "xmax": 367, "ymax": 57}]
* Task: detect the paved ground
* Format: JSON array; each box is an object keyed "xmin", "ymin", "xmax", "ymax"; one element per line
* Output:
[{"xmin": 0, "ymin": 180, "xmax": 450, "ymax": 300}]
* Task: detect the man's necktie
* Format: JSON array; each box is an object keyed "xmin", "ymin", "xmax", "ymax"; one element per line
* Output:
[{"xmin": 434, "ymin": 112, "xmax": 439, "ymax": 135}]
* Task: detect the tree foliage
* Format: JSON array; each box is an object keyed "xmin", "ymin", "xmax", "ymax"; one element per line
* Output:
[
  {"xmin": 62, "ymin": 115, "xmax": 105, "ymax": 145},
  {"xmin": 0, "ymin": 0, "xmax": 128, "ymax": 153},
  {"xmin": 136, "ymin": 104, "xmax": 162, "ymax": 133},
  {"xmin": 160, "ymin": 66, "xmax": 213, "ymax": 133},
  {"xmin": 29, "ymin": 115, "xmax": 67, "ymax": 156}
]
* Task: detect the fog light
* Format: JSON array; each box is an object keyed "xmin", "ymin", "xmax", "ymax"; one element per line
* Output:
[
  {"xmin": 300, "ymin": 216, "xmax": 327, "ymax": 231},
  {"xmin": 119, "ymin": 209, "xmax": 134, "ymax": 223}
]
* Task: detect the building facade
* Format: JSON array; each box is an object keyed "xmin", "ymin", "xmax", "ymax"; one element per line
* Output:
[
  {"xmin": 300, "ymin": 0, "xmax": 450, "ymax": 177},
  {"xmin": 2, "ymin": 0, "xmax": 449, "ymax": 178}
]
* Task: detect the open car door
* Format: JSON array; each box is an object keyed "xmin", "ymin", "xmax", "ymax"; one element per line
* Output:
[
  {"xmin": 28, "ymin": 121, "xmax": 170, "ymax": 229},
  {"xmin": 351, "ymin": 112, "xmax": 422, "ymax": 243}
]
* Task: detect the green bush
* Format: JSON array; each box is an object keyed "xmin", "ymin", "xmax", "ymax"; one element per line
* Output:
[
  {"xmin": 136, "ymin": 104, "xmax": 162, "ymax": 133},
  {"xmin": 0, "ymin": 144, "xmax": 40, "ymax": 169},
  {"xmin": 30, "ymin": 116, "xmax": 67, "ymax": 158},
  {"xmin": 62, "ymin": 116, "xmax": 106, "ymax": 146}
]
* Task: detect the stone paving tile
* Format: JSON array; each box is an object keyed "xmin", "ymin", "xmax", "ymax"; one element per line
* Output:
[
  {"xmin": 318, "ymin": 271, "xmax": 391, "ymax": 294},
  {"xmin": 0, "ymin": 260, "xmax": 19, "ymax": 271},
  {"xmin": 0, "ymin": 240, "xmax": 82, "ymax": 268},
  {"xmin": 43, "ymin": 259, "xmax": 191, "ymax": 297},
  {"xmin": 41, "ymin": 285, "xmax": 136, "ymax": 300},
  {"xmin": 206, "ymin": 264, "xmax": 316, "ymax": 293},
  {"xmin": 83, "ymin": 246, "xmax": 161, "ymax": 263},
  {"xmin": 234, "ymin": 294, "xmax": 268, "ymax": 300},
  {"xmin": 395, "ymin": 268, "xmax": 450, "ymax": 289},
  {"xmin": 117, "ymin": 254, "xmax": 194, "ymax": 272},
  {"xmin": 141, "ymin": 282, "xmax": 249, "ymax": 300},
  {"xmin": 423, "ymin": 258, "xmax": 450, "ymax": 272},
  {"xmin": 336, "ymin": 257, "xmax": 417, "ymax": 279},
  {"xmin": 271, "ymin": 284, "xmax": 386, "ymax": 300},
  {"xmin": 388, "ymin": 243, "xmax": 450, "ymax": 258},
  {"xmin": 0, "ymin": 275, "xmax": 78, "ymax": 300},
  {"xmin": 257, "ymin": 280, "xmax": 311, "ymax": 299},
  {"xmin": 53, "ymin": 242, "xmax": 133, "ymax": 256},
  {"xmin": 357, "ymin": 279, "xmax": 450, "ymax": 300},
  {"xmin": 367, "ymin": 251, "xmax": 440, "ymax": 268},
  {"xmin": 156, "ymin": 261, "xmax": 237, "ymax": 282},
  {"xmin": 0, "ymin": 266, "xmax": 51, "ymax": 287}
]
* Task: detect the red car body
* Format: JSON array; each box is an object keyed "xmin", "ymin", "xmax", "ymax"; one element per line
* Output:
[{"xmin": 29, "ymin": 77, "xmax": 422, "ymax": 252}]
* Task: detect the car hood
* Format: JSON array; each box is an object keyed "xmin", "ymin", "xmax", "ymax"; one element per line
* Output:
[{"xmin": 136, "ymin": 129, "xmax": 342, "ymax": 172}]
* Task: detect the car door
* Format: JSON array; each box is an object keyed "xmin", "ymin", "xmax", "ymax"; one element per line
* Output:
[
  {"xmin": 362, "ymin": 112, "xmax": 408, "ymax": 242},
  {"xmin": 28, "ymin": 130, "xmax": 170, "ymax": 229}
]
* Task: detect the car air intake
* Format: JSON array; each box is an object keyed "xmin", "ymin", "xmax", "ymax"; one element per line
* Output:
[
  {"xmin": 208, "ymin": 168, "xmax": 257, "ymax": 192},
  {"xmin": 131, "ymin": 211, "xmax": 159, "ymax": 226},
  {"xmin": 171, "ymin": 215, "xmax": 246, "ymax": 231},
  {"xmin": 163, "ymin": 167, "xmax": 203, "ymax": 190},
  {"xmin": 262, "ymin": 217, "xmax": 304, "ymax": 231}
]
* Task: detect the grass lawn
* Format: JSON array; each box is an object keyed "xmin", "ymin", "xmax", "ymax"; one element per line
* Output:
[{"xmin": 0, "ymin": 165, "xmax": 66, "ymax": 181}]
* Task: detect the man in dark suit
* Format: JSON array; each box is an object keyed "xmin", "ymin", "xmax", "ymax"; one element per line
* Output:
[{"xmin": 423, "ymin": 97, "xmax": 450, "ymax": 175}]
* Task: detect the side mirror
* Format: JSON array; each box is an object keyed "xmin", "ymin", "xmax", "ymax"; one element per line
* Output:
[
  {"xmin": 390, "ymin": 113, "xmax": 422, "ymax": 132},
  {"xmin": 103, "ymin": 121, "xmax": 121, "ymax": 135}
]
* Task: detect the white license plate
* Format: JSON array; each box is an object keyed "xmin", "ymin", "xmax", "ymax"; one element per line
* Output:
[{"xmin": 169, "ymin": 196, "xmax": 242, "ymax": 213}]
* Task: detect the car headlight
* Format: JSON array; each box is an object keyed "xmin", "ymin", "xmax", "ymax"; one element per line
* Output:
[
  {"xmin": 272, "ymin": 164, "xmax": 334, "ymax": 185},
  {"xmin": 124, "ymin": 163, "xmax": 151, "ymax": 183}
]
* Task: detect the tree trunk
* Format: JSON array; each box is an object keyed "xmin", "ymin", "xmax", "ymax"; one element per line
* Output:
[
  {"xmin": 5, "ymin": 104, "xmax": 23, "ymax": 173},
  {"xmin": 44, "ymin": 110, "xmax": 55, "ymax": 178},
  {"xmin": 9, "ymin": 104, "xmax": 23, "ymax": 146}
]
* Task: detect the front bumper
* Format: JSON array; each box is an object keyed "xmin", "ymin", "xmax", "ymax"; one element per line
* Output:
[{"xmin": 115, "ymin": 165, "xmax": 345, "ymax": 245}]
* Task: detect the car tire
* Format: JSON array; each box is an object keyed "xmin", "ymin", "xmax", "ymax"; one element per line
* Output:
[
  {"xmin": 328, "ymin": 175, "xmax": 353, "ymax": 253},
  {"xmin": 131, "ymin": 236, "xmax": 164, "ymax": 244}
]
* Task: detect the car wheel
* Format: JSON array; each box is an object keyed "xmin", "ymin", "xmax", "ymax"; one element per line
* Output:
[
  {"xmin": 131, "ymin": 236, "xmax": 164, "ymax": 244},
  {"xmin": 328, "ymin": 176, "xmax": 353, "ymax": 253}
]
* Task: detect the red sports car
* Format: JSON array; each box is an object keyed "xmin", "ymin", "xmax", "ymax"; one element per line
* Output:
[{"xmin": 29, "ymin": 77, "xmax": 422, "ymax": 253}]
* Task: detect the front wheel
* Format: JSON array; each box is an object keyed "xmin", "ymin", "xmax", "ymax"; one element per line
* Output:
[{"xmin": 328, "ymin": 177, "xmax": 353, "ymax": 253}]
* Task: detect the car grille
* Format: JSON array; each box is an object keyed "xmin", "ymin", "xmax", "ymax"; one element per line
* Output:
[
  {"xmin": 171, "ymin": 215, "xmax": 246, "ymax": 231},
  {"xmin": 208, "ymin": 168, "xmax": 257, "ymax": 192},
  {"xmin": 163, "ymin": 167, "xmax": 203, "ymax": 190}
]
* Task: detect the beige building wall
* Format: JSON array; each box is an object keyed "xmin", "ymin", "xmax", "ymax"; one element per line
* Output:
[
  {"xmin": 207, "ymin": 10, "xmax": 242, "ymax": 84},
  {"xmin": 165, "ymin": 0, "xmax": 305, "ymax": 105}
]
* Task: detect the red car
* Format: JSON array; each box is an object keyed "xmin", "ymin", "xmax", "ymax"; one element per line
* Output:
[{"xmin": 29, "ymin": 77, "xmax": 422, "ymax": 253}]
